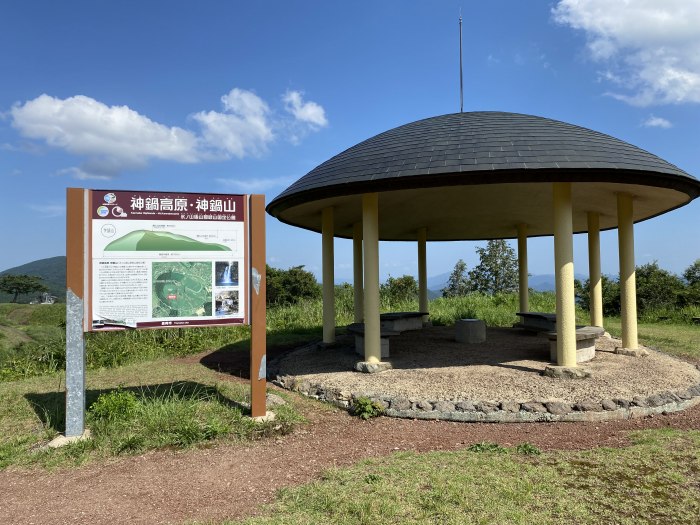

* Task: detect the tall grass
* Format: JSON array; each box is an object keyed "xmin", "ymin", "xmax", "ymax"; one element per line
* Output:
[
  {"xmin": 429, "ymin": 291, "xmax": 558, "ymax": 327},
  {"xmin": 0, "ymin": 371, "xmax": 303, "ymax": 469},
  {"xmin": 1, "ymin": 288, "xmax": 695, "ymax": 382}
]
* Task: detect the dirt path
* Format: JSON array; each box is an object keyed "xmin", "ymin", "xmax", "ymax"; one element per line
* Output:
[{"xmin": 2, "ymin": 378, "xmax": 700, "ymax": 525}]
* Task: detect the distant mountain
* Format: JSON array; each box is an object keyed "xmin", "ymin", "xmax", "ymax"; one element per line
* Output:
[
  {"xmin": 424, "ymin": 272, "xmax": 588, "ymax": 293},
  {"xmin": 0, "ymin": 256, "xmax": 66, "ymax": 303},
  {"xmin": 427, "ymin": 272, "xmax": 451, "ymax": 291},
  {"xmin": 528, "ymin": 274, "xmax": 588, "ymax": 292},
  {"xmin": 529, "ymin": 274, "xmax": 557, "ymax": 292}
]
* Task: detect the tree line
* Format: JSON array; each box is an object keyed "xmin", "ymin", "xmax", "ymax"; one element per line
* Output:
[
  {"xmin": 266, "ymin": 241, "xmax": 700, "ymax": 321},
  {"xmin": 5, "ymin": 250, "xmax": 699, "ymax": 319},
  {"xmin": 0, "ymin": 274, "xmax": 48, "ymax": 303}
]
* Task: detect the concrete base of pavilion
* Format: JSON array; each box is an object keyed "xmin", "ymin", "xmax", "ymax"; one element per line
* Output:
[{"xmin": 271, "ymin": 326, "xmax": 700, "ymax": 423}]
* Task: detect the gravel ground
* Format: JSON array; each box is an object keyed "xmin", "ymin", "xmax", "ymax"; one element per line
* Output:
[{"xmin": 276, "ymin": 326, "xmax": 700, "ymax": 403}]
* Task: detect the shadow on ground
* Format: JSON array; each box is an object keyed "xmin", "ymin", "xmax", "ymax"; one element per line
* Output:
[
  {"xmin": 199, "ymin": 328, "xmax": 323, "ymax": 379},
  {"xmin": 270, "ymin": 327, "xmax": 553, "ymax": 375},
  {"xmin": 25, "ymin": 381, "xmax": 248, "ymax": 434}
]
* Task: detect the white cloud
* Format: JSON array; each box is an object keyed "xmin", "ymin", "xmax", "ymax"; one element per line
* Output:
[
  {"xmin": 642, "ymin": 115, "xmax": 672, "ymax": 128},
  {"xmin": 8, "ymin": 88, "xmax": 328, "ymax": 179},
  {"xmin": 283, "ymin": 90, "xmax": 328, "ymax": 128},
  {"xmin": 192, "ymin": 88, "xmax": 274, "ymax": 159},
  {"xmin": 553, "ymin": 0, "xmax": 700, "ymax": 106},
  {"xmin": 11, "ymin": 94, "xmax": 200, "ymax": 166}
]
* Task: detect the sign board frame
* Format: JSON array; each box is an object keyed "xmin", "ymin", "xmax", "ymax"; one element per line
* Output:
[{"xmin": 65, "ymin": 188, "xmax": 267, "ymax": 437}]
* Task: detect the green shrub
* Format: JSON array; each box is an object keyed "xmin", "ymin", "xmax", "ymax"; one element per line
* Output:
[
  {"xmin": 352, "ymin": 397, "xmax": 385, "ymax": 420},
  {"xmin": 466, "ymin": 442, "xmax": 508, "ymax": 453},
  {"xmin": 364, "ymin": 473, "xmax": 383, "ymax": 484},
  {"xmin": 636, "ymin": 262, "xmax": 685, "ymax": 313},
  {"xmin": 516, "ymin": 442, "xmax": 541, "ymax": 455},
  {"xmin": 576, "ymin": 275, "xmax": 620, "ymax": 316},
  {"xmin": 380, "ymin": 275, "xmax": 419, "ymax": 304},
  {"xmin": 89, "ymin": 387, "xmax": 139, "ymax": 421},
  {"xmin": 267, "ymin": 265, "xmax": 321, "ymax": 306}
]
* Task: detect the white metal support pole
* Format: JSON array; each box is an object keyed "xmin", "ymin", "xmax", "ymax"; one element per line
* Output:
[
  {"xmin": 322, "ymin": 207, "xmax": 335, "ymax": 344},
  {"xmin": 353, "ymin": 222, "xmax": 363, "ymax": 323},
  {"xmin": 517, "ymin": 223, "xmax": 529, "ymax": 313},
  {"xmin": 65, "ymin": 188, "xmax": 88, "ymax": 438},
  {"xmin": 553, "ymin": 183, "xmax": 577, "ymax": 367},
  {"xmin": 617, "ymin": 193, "xmax": 639, "ymax": 349},
  {"xmin": 587, "ymin": 211, "xmax": 604, "ymax": 328},
  {"xmin": 362, "ymin": 193, "xmax": 381, "ymax": 363},
  {"xmin": 417, "ymin": 227, "xmax": 428, "ymax": 323}
]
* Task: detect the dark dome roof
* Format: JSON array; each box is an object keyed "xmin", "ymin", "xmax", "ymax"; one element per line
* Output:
[{"xmin": 267, "ymin": 112, "xmax": 699, "ymax": 241}]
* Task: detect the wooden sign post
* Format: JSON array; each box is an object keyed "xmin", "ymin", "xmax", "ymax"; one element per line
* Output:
[{"xmin": 65, "ymin": 188, "xmax": 267, "ymax": 436}]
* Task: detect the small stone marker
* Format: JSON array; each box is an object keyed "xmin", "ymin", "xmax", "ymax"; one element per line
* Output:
[
  {"xmin": 354, "ymin": 361, "xmax": 393, "ymax": 374},
  {"xmin": 614, "ymin": 347, "xmax": 649, "ymax": 357},
  {"xmin": 455, "ymin": 319, "xmax": 486, "ymax": 343},
  {"xmin": 542, "ymin": 365, "xmax": 591, "ymax": 379},
  {"xmin": 252, "ymin": 411, "xmax": 276, "ymax": 423},
  {"xmin": 46, "ymin": 429, "xmax": 92, "ymax": 449}
]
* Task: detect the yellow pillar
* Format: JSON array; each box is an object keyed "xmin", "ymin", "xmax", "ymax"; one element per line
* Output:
[
  {"xmin": 553, "ymin": 183, "xmax": 577, "ymax": 367},
  {"xmin": 417, "ymin": 228, "xmax": 428, "ymax": 322},
  {"xmin": 353, "ymin": 222, "xmax": 363, "ymax": 323},
  {"xmin": 617, "ymin": 193, "xmax": 638, "ymax": 349},
  {"xmin": 362, "ymin": 193, "xmax": 381, "ymax": 363},
  {"xmin": 517, "ymin": 223, "xmax": 529, "ymax": 313},
  {"xmin": 587, "ymin": 211, "xmax": 603, "ymax": 328},
  {"xmin": 322, "ymin": 207, "xmax": 335, "ymax": 344}
]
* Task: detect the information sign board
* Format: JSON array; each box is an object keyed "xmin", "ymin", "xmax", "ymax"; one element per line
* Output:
[
  {"xmin": 65, "ymin": 188, "xmax": 268, "ymax": 437},
  {"xmin": 88, "ymin": 190, "xmax": 248, "ymax": 330}
]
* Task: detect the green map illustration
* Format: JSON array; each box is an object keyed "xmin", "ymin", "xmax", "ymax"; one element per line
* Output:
[
  {"xmin": 152, "ymin": 262, "xmax": 213, "ymax": 318},
  {"xmin": 106, "ymin": 230, "xmax": 230, "ymax": 251}
]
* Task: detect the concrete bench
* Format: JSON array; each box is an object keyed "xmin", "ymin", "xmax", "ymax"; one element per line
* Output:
[
  {"xmin": 347, "ymin": 322, "xmax": 399, "ymax": 358},
  {"xmin": 515, "ymin": 312, "xmax": 557, "ymax": 333},
  {"xmin": 544, "ymin": 326, "xmax": 605, "ymax": 363},
  {"xmin": 455, "ymin": 318, "xmax": 486, "ymax": 343},
  {"xmin": 380, "ymin": 311, "xmax": 428, "ymax": 332}
]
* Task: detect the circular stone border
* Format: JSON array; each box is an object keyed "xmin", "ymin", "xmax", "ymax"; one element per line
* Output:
[{"xmin": 270, "ymin": 342, "xmax": 700, "ymax": 423}]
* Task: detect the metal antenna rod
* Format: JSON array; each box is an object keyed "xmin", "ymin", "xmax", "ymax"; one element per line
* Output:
[{"xmin": 459, "ymin": 12, "xmax": 464, "ymax": 113}]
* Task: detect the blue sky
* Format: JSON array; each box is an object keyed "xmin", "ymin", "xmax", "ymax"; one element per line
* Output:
[{"xmin": 1, "ymin": 0, "xmax": 699, "ymax": 283}]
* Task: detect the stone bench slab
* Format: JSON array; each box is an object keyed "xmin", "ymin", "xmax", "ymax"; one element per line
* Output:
[
  {"xmin": 515, "ymin": 312, "xmax": 557, "ymax": 332},
  {"xmin": 347, "ymin": 322, "xmax": 396, "ymax": 358},
  {"xmin": 380, "ymin": 311, "xmax": 428, "ymax": 332},
  {"xmin": 544, "ymin": 326, "xmax": 605, "ymax": 363}
]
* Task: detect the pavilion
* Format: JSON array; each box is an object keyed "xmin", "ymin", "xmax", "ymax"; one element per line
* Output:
[{"xmin": 266, "ymin": 112, "xmax": 700, "ymax": 369}]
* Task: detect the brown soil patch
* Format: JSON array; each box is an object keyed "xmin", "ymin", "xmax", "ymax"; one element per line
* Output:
[{"xmin": 2, "ymin": 340, "xmax": 700, "ymax": 525}]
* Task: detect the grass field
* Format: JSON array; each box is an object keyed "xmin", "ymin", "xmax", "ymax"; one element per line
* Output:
[
  {"xmin": 604, "ymin": 317, "xmax": 700, "ymax": 360},
  {"xmin": 1, "ymin": 294, "xmax": 699, "ymax": 523},
  {"xmin": 0, "ymin": 358, "xmax": 302, "ymax": 469},
  {"xmin": 221, "ymin": 429, "xmax": 700, "ymax": 525}
]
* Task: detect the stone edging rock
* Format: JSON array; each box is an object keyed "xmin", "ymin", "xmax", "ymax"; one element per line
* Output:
[{"xmin": 271, "ymin": 347, "xmax": 700, "ymax": 422}]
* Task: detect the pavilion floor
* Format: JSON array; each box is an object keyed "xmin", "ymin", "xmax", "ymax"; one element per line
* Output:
[{"xmin": 273, "ymin": 326, "xmax": 700, "ymax": 419}]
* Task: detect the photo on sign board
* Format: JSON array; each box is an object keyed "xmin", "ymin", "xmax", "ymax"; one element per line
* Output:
[
  {"xmin": 215, "ymin": 289, "xmax": 239, "ymax": 316},
  {"xmin": 215, "ymin": 260, "xmax": 239, "ymax": 286},
  {"xmin": 152, "ymin": 261, "xmax": 213, "ymax": 318}
]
